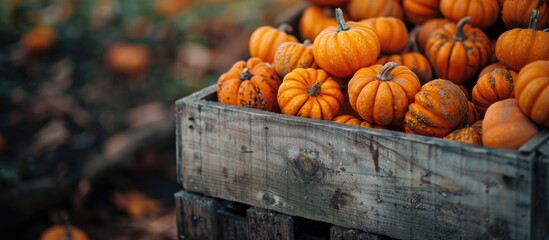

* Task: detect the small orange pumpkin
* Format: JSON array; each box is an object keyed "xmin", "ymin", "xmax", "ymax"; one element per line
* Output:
[
  {"xmin": 426, "ymin": 16, "xmax": 491, "ymax": 84},
  {"xmin": 348, "ymin": 62, "xmax": 421, "ymax": 126},
  {"xmin": 217, "ymin": 58, "xmax": 281, "ymax": 112},
  {"xmin": 278, "ymin": 68, "xmax": 344, "ymax": 120},
  {"xmin": 440, "ymin": 0, "xmax": 500, "ymax": 29},
  {"xmin": 40, "ymin": 225, "xmax": 89, "ymax": 240},
  {"xmin": 416, "ymin": 18, "xmax": 452, "ymax": 52},
  {"xmin": 483, "ymin": 99, "xmax": 539, "ymax": 149},
  {"xmin": 515, "ymin": 60, "xmax": 549, "ymax": 126},
  {"xmin": 273, "ymin": 40, "xmax": 317, "ymax": 78},
  {"xmin": 376, "ymin": 53, "xmax": 433, "ymax": 85},
  {"xmin": 299, "ymin": 6, "xmax": 338, "ymax": 42},
  {"xmin": 249, "ymin": 24, "xmax": 298, "ymax": 63},
  {"xmin": 403, "ymin": 0, "xmax": 442, "ymax": 25},
  {"xmin": 360, "ymin": 17, "xmax": 409, "ymax": 54},
  {"xmin": 22, "ymin": 25, "xmax": 56, "ymax": 54},
  {"xmin": 313, "ymin": 8, "xmax": 380, "ymax": 78},
  {"xmin": 334, "ymin": 115, "xmax": 373, "ymax": 128},
  {"xmin": 502, "ymin": 0, "xmax": 548, "ymax": 30},
  {"xmin": 404, "ymin": 79, "xmax": 469, "ymax": 137},
  {"xmin": 105, "ymin": 42, "xmax": 151, "ymax": 75},
  {"xmin": 347, "ymin": 0, "xmax": 404, "ymax": 21},
  {"xmin": 472, "ymin": 68, "xmax": 517, "ymax": 115},
  {"xmin": 444, "ymin": 120, "xmax": 483, "ymax": 145},
  {"xmin": 478, "ymin": 62, "xmax": 509, "ymax": 78},
  {"xmin": 495, "ymin": 10, "xmax": 549, "ymax": 71}
]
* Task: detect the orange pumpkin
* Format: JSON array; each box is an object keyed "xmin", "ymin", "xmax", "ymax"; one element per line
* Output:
[
  {"xmin": 478, "ymin": 62, "xmax": 509, "ymax": 78},
  {"xmin": 404, "ymin": 79, "xmax": 469, "ymax": 137},
  {"xmin": 444, "ymin": 120, "xmax": 483, "ymax": 145},
  {"xmin": 217, "ymin": 58, "xmax": 281, "ymax": 112},
  {"xmin": 313, "ymin": 8, "xmax": 380, "ymax": 78},
  {"xmin": 502, "ymin": 0, "xmax": 548, "ymax": 30},
  {"xmin": 515, "ymin": 60, "xmax": 549, "ymax": 126},
  {"xmin": 40, "ymin": 225, "xmax": 89, "ymax": 240},
  {"xmin": 376, "ymin": 53, "xmax": 433, "ymax": 85},
  {"xmin": 348, "ymin": 62, "xmax": 421, "ymax": 126},
  {"xmin": 457, "ymin": 84, "xmax": 471, "ymax": 100},
  {"xmin": 360, "ymin": 17, "xmax": 409, "ymax": 54},
  {"xmin": 334, "ymin": 115, "xmax": 373, "ymax": 128},
  {"xmin": 154, "ymin": 0, "xmax": 189, "ymax": 18},
  {"xmin": 495, "ymin": 10, "xmax": 549, "ymax": 71},
  {"xmin": 249, "ymin": 24, "xmax": 298, "ymax": 63},
  {"xmin": 347, "ymin": 0, "xmax": 404, "ymax": 21},
  {"xmin": 465, "ymin": 101, "xmax": 481, "ymax": 125},
  {"xmin": 105, "ymin": 42, "xmax": 151, "ymax": 75},
  {"xmin": 440, "ymin": 0, "xmax": 500, "ymax": 29},
  {"xmin": 472, "ymin": 68, "xmax": 517, "ymax": 115},
  {"xmin": 299, "ymin": 6, "xmax": 338, "ymax": 42},
  {"xmin": 403, "ymin": 0, "xmax": 442, "ymax": 25},
  {"xmin": 426, "ymin": 17, "xmax": 491, "ymax": 84},
  {"xmin": 22, "ymin": 25, "xmax": 56, "ymax": 54},
  {"xmin": 483, "ymin": 99, "xmax": 539, "ymax": 149},
  {"xmin": 305, "ymin": 0, "xmax": 350, "ymax": 7},
  {"xmin": 273, "ymin": 40, "xmax": 317, "ymax": 78},
  {"xmin": 277, "ymin": 68, "xmax": 344, "ymax": 120},
  {"xmin": 416, "ymin": 18, "xmax": 452, "ymax": 52}
]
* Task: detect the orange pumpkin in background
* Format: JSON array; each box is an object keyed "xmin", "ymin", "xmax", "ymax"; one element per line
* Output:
[
  {"xmin": 403, "ymin": 0, "xmax": 442, "ymax": 25},
  {"xmin": 299, "ymin": 6, "xmax": 337, "ymax": 42},
  {"xmin": 472, "ymin": 68, "xmax": 517, "ymax": 115},
  {"xmin": 440, "ymin": 0, "xmax": 500, "ymax": 29},
  {"xmin": 416, "ymin": 18, "xmax": 451, "ymax": 52},
  {"xmin": 348, "ymin": 62, "xmax": 421, "ymax": 126},
  {"xmin": 154, "ymin": 0, "xmax": 189, "ymax": 18},
  {"xmin": 105, "ymin": 42, "xmax": 151, "ymax": 75},
  {"xmin": 277, "ymin": 68, "xmax": 344, "ymax": 120},
  {"xmin": 273, "ymin": 40, "xmax": 317, "ymax": 78},
  {"xmin": 495, "ymin": 10, "xmax": 549, "ymax": 71},
  {"xmin": 313, "ymin": 8, "xmax": 380, "ymax": 78},
  {"xmin": 426, "ymin": 16, "xmax": 491, "ymax": 84},
  {"xmin": 483, "ymin": 99, "xmax": 539, "ymax": 150},
  {"xmin": 502, "ymin": 0, "xmax": 548, "ymax": 30},
  {"xmin": 347, "ymin": 0, "xmax": 404, "ymax": 21},
  {"xmin": 249, "ymin": 24, "xmax": 298, "ymax": 63},
  {"xmin": 40, "ymin": 225, "xmax": 89, "ymax": 240},
  {"xmin": 515, "ymin": 60, "xmax": 549, "ymax": 126},
  {"xmin": 22, "ymin": 25, "xmax": 56, "ymax": 54},
  {"xmin": 376, "ymin": 53, "xmax": 432, "ymax": 85},
  {"xmin": 444, "ymin": 120, "xmax": 483, "ymax": 145},
  {"xmin": 217, "ymin": 58, "xmax": 281, "ymax": 112},
  {"xmin": 404, "ymin": 79, "xmax": 469, "ymax": 137},
  {"xmin": 360, "ymin": 17, "xmax": 409, "ymax": 54}
]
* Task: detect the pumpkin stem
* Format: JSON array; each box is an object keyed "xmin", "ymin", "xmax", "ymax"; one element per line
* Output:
[
  {"xmin": 308, "ymin": 81, "xmax": 322, "ymax": 96},
  {"xmin": 335, "ymin": 8, "xmax": 350, "ymax": 32},
  {"xmin": 453, "ymin": 16, "xmax": 472, "ymax": 41},
  {"xmin": 529, "ymin": 10, "xmax": 539, "ymax": 30},
  {"xmin": 303, "ymin": 39, "xmax": 312, "ymax": 46},
  {"xmin": 377, "ymin": 62, "xmax": 398, "ymax": 81},
  {"xmin": 240, "ymin": 68, "xmax": 253, "ymax": 81},
  {"xmin": 278, "ymin": 23, "xmax": 293, "ymax": 33}
]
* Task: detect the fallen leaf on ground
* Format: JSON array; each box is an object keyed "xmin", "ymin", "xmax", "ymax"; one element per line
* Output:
[
  {"xmin": 32, "ymin": 119, "xmax": 70, "ymax": 155},
  {"xmin": 113, "ymin": 189, "xmax": 163, "ymax": 218}
]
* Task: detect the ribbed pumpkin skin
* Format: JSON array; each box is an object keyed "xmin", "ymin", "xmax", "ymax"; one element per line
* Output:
[
  {"xmin": 426, "ymin": 18, "xmax": 491, "ymax": 84},
  {"xmin": 483, "ymin": 99, "xmax": 539, "ymax": 149},
  {"xmin": 333, "ymin": 115, "xmax": 373, "ymax": 128},
  {"xmin": 465, "ymin": 101, "xmax": 481, "ymax": 125},
  {"xmin": 217, "ymin": 58, "xmax": 281, "ymax": 112},
  {"xmin": 299, "ymin": 6, "xmax": 337, "ymax": 42},
  {"xmin": 249, "ymin": 25, "xmax": 298, "ymax": 63},
  {"xmin": 403, "ymin": 0, "xmax": 442, "ymax": 25},
  {"xmin": 274, "ymin": 41, "xmax": 317, "ymax": 79},
  {"xmin": 417, "ymin": 18, "xmax": 451, "ymax": 52},
  {"xmin": 502, "ymin": 0, "xmax": 548, "ymax": 30},
  {"xmin": 313, "ymin": 9, "xmax": 380, "ymax": 78},
  {"xmin": 277, "ymin": 68, "xmax": 344, "ymax": 120},
  {"xmin": 444, "ymin": 120, "xmax": 483, "ymax": 145},
  {"xmin": 347, "ymin": 0, "xmax": 404, "ymax": 21},
  {"xmin": 478, "ymin": 62, "xmax": 509, "ymax": 78},
  {"xmin": 440, "ymin": 0, "xmax": 500, "ymax": 29},
  {"xmin": 348, "ymin": 63, "xmax": 421, "ymax": 126},
  {"xmin": 360, "ymin": 17, "xmax": 409, "ymax": 54},
  {"xmin": 515, "ymin": 60, "xmax": 549, "ymax": 126},
  {"xmin": 376, "ymin": 53, "xmax": 433, "ymax": 85},
  {"xmin": 472, "ymin": 68, "xmax": 517, "ymax": 115},
  {"xmin": 404, "ymin": 79, "xmax": 469, "ymax": 137},
  {"xmin": 495, "ymin": 27, "xmax": 549, "ymax": 71}
]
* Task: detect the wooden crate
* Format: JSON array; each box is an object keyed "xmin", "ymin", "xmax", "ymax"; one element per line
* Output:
[{"xmin": 176, "ymin": 85, "xmax": 549, "ymax": 240}]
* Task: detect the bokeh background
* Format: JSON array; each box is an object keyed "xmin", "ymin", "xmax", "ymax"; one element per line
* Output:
[{"xmin": 0, "ymin": 0, "xmax": 299, "ymax": 239}]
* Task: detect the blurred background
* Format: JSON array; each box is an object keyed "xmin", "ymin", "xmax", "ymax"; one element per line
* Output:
[{"xmin": 0, "ymin": 0, "xmax": 299, "ymax": 239}]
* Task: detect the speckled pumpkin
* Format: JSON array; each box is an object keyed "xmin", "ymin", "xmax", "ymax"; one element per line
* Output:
[
  {"xmin": 217, "ymin": 58, "xmax": 281, "ymax": 112},
  {"xmin": 444, "ymin": 120, "xmax": 483, "ymax": 145},
  {"xmin": 472, "ymin": 68, "xmax": 517, "ymax": 115},
  {"xmin": 249, "ymin": 24, "xmax": 298, "ymax": 63},
  {"xmin": 404, "ymin": 79, "xmax": 469, "ymax": 137},
  {"xmin": 277, "ymin": 68, "xmax": 344, "ymax": 120},
  {"xmin": 273, "ymin": 40, "xmax": 317, "ymax": 78},
  {"xmin": 333, "ymin": 115, "xmax": 389, "ymax": 129}
]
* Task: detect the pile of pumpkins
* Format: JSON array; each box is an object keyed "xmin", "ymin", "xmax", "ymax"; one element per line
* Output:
[{"xmin": 216, "ymin": 0, "xmax": 549, "ymax": 150}]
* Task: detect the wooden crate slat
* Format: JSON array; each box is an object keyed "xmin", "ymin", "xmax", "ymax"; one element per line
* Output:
[
  {"xmin": 174, "ymin": 191, "xmax": 219, "ymax": 240},
  {"xmin": 330, "ymin": 225, "xmax": 382, "ymax": 240},
  {"xmin": 246, "ymin": 207, "xmax": 294, "ymax": 240},
  {"xmin": 177, "ymin": 85, "xmax": 547, "ymax": 240}
]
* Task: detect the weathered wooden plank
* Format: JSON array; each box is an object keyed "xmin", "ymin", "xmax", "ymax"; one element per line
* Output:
[
  {"xmin": 177, "ymin": 85, "xmax": 547, "ymax": 240},
  {"xmin": 217, "ymin": 208, "xmax": 247, "ymax": 240},
  {"xmin": 330, "ymin": 225, "xmax": 382, "ymax": 240},
  {"xmin": 532, "ymin": 139, "xmax": 549, "ymax": 240},
  {"xmin": 247, "ymin": 207, "xmax": 294, "ymax": 240},
  {"xmin": 174, "ymin": 190, "xmax": 219, "ymax": 240}
]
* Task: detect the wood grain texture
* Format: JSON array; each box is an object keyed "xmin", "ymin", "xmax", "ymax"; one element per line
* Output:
[
  {"xmin": 330, "ymin": 225, "xmax": 382, "ymax": 240},
  {"xmin": 217, "ymin": 208, "xmax": 248, "ymax": 240},
  {"xmin": 247, "ymin": 207, "xmax": 294, "ymax": 240},
  {"xmin": 175, "ymin": 190, "xmax": 219, "ymax": 240},
  {"xmin": 176, "ymin": 85, "xmax": 549, "ymax": 240}
]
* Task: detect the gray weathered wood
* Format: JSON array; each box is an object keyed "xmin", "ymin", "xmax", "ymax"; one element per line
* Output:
[
  {"xmin": 217, "ymin": 208, "xmax": 248, "ymax": 240},
  {"xmin": 247, "ymin": 207, "xmax": 294, "ymax": 240},
  {"xmin": 176, "ymin": 85, "xmax": 549, "ymax": 240},
  {"xmin": 330, "ymin": 225, "xmax": 382, "ymax": 240},
  {"xmin": 175, "ymin": 191, "xmax": 219, "ymax": 240}
]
